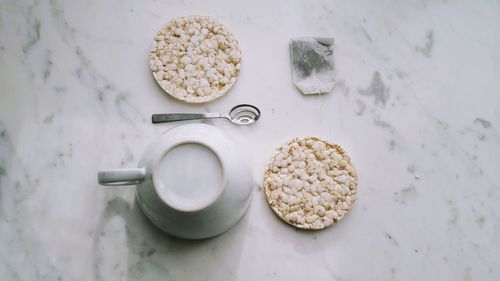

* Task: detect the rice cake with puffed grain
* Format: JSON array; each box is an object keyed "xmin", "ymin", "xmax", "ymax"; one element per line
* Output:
[
  {"xmin": 263, "ymin": 137, "xmax": 358, "ymax": 230},
  {"xmin": 149, "ymin": 15, "xmax": 241, "ymax": 103}
]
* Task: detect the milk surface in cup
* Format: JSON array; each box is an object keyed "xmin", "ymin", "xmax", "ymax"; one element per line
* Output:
[{"xmin": 156, "ymin": 143, "xmax": 223, "ymax": 210}]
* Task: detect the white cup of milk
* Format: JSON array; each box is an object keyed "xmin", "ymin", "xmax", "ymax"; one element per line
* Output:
[{"xmin": 97, "ymin": 124, "xmax": 253, "ymax": 239}]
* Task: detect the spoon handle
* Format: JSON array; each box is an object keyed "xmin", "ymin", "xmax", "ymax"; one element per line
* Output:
[{"xmin": 152, "ymin": 113, "xmax": 223, "ymax": 123}]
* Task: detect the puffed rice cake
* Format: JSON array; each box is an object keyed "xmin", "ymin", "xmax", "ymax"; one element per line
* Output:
[
  {"xmin": 149, "ymin": 15, "xmax": 241, "ymax": 103},
  {"xmin": 264, "ymin": 137, "xmax": 358, "ymax": 230}
]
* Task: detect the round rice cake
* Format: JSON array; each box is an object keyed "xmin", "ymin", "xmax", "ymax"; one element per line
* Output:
[
  {"xmin": 149, "ymin": 15, "xmax": 241, "ymax": 103},
  {"xmin": 264, "ymin": 137, "xmax": 358, "ymax": 230}
]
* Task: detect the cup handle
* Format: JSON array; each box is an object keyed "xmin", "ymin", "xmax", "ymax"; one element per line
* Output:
[{"xmin": 98, "ymin": 168, "xmax": 146, "ymax": 186}]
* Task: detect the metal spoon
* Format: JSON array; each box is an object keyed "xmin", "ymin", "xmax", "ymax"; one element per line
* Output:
[{"xmin": 152, "ymin": 104, "xmax": 261, "ymax": 125}]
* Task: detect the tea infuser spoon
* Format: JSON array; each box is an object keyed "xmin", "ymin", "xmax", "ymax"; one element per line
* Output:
[{"xmin": 152, "ymin": 104, "xmax": 261, "ymax": 125}]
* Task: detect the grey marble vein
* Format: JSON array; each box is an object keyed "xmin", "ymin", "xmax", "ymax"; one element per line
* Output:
[
  {"xmin": 415, "ymin": 30, "xmax": 434, "ymax": 57},
  {"xmin": 358, "ymin": 71, "xmax": 390, "ymax": 106}
]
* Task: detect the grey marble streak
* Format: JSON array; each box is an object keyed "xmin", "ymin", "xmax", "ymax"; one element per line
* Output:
[{"xmin": 1, "ymin": 0, "xmax": 500, "ymax": 280}]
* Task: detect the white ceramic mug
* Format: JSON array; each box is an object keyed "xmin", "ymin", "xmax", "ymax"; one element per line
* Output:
[{"xmin": 98, "ymin": 124, "xmax": 253, "ymax": 239}]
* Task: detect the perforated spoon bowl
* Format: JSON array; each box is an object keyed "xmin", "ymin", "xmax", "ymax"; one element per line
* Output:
[{"xmin": 152, "ymin": 104, "xmax": 261, "ymax": 126}]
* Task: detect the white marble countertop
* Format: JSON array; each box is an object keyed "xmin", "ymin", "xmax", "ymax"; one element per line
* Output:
[{"xmin": 1, "ymin": 0, "xmax": 500, "ymax": 280}]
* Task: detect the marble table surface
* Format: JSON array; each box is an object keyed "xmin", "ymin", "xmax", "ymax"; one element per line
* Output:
[{"xmin": 1, "ymin": 0, "xmax": 500, "ymax": 280}]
